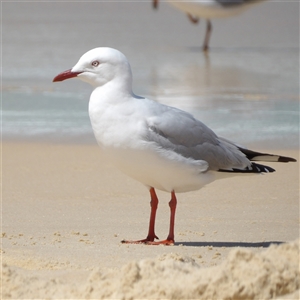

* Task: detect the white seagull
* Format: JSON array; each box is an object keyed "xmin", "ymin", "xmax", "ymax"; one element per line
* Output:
[
  {"xmin": 153, "ymin": 0, "xmax": 268, "ymax": 51},
  {"xmin": 53, "ymin": 47, "xmax": 296, "ymax": 245}
]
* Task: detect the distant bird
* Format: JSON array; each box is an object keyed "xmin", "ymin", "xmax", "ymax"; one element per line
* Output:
[
  {"xmin": 153, "ymin": 0, "xmax": 267, "ymax": 51},
  {"xmin": 53, "ymin": 47, "xmax": 296, "ymax": 245}
]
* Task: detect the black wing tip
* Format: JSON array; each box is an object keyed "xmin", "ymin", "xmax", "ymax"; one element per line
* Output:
[
  {"xmin": 238, "ymin": 147, "xmax": 297, "ymax": 163},
  {"xmin": 252, "ymin": 163, "xmax": 275, "ymax": 173},
  {"xmin": 219, "ymin": 162, "xmax": 275, "ymax": 174},
  {"xmin": 278, "ymin": 156, "xmax": 297, "ymax": 163}
]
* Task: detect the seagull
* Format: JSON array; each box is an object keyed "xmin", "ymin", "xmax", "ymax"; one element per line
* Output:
[
  {"xmin": 53, "ymin": 47, "xmax": 296, "ymax": 245},
  {"xmin": 153, "ymin": 0, "xmax": 268, "ymax": 51}
]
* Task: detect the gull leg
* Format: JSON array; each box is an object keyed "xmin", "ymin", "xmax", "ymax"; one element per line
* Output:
[
  {"xmin": 187, "ymin": 13, "xmax": 199, "ymax": 24},
  {"xmin": 121, "ymin": 187, "xmax": 159, "ymax": 244},
  {"xmin": 146, "ymin": 187, "xmax": 159, "ymax": 241},
  {"xmin": 203, "ymin": 19, "xmax": 212, "ymax": 52},
  {"xmin": 153, "ymin": 0, "xmax": 159, "ymax": 9},
  {"xmin": 146, "ymin": 191, "xmax": 177, "ymax": 246}
]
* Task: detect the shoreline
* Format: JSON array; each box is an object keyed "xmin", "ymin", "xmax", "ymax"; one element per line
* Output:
[{"xmin": 2, "ymin": 134, "xmax": 300, "ymax": 150}]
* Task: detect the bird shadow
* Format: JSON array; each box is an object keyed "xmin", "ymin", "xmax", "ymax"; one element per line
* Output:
[{"xmin": 175, "ymin": 241, "xmax": 284, "ymax": 248}]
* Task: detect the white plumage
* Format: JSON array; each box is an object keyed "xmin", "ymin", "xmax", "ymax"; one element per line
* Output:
[{"xmin": 53, "ymin": 47, "xmax": 296, "ymax": 245}]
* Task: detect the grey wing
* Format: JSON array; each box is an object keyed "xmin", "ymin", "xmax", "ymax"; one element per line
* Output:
[
  {"xmin": 215, "ymin": 0, "xmax": 264, "ymax": 7},
  {"xmin": 145, "ymin": 106, "xmax": 251, "ymax": 171}
]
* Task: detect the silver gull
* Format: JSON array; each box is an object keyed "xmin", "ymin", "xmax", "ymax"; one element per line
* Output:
[
  {"xmin": 53, "ymin": 47, "xmax": 296, "ymax": 245},
  {"xmin": 153, "ymin": 0, "xmax": 268, "ymax": 51}
]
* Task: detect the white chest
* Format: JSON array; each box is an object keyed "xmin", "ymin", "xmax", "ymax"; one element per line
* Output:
[{"xmin": 88, "ymin": 91, "xmax": 147, "ymax": 150}]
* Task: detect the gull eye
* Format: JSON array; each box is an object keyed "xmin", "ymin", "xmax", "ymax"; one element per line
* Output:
[{"xmin": 91, "ymin": 60, "xmax": 100, "ymax": 67}]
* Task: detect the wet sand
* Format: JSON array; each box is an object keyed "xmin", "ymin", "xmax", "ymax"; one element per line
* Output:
[{"xmin": 2, "ymin": 141, "xmax": 299, "ymax": 298}]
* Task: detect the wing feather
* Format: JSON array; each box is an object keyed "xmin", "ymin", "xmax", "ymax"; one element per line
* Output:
[{"xmin": 145, "ymin": 106, "xmax": 250, "ymax": 171}]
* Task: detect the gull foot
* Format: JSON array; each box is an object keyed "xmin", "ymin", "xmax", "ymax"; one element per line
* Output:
[
  {"xmin": 121, "ymin": 238, "xmax": 174, "ymax": 246},
  {"xmin": 145, "ymin": 239, "xmax": 174, "ymax": 246},
  {"xmin": 121, "ymin": 235, "xmax": 159, "ymax": 244}
]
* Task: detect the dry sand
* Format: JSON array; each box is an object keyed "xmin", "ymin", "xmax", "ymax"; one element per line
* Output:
[{"xmin": 2, "ymin": 142, "xmax": 299, "ymax": 299}]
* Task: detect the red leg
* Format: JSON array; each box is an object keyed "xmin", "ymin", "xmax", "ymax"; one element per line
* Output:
[
  {"xmin": 203, "ymin": 20, "xmax": 212, "ymax": 52},
  {"xmin": 147, "ymin": 187, "xmax": 159, "ymax": 240},
  {"xmin": 146, "ymin": 191, "xmax": 177, "ymax": 246},
  {"xmin": 121, "ymin": 187, "xmax": 159, "ymax": 244},
  {"xmin": 187, "ymin": 13, "xmax": 199, "ymax": 24},
  {"xmin": 167, "ymin": 191, "xmax": 177, "ymax": 242}
]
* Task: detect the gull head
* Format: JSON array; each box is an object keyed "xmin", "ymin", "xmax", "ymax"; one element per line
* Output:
[{"xmin": 53, "ymin": 47, "xmax": 133, "ymax": 89}]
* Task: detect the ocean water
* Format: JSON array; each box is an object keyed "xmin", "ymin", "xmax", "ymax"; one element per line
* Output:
[{"xmin": 2, "ymin": 1, "xmax": 299, "ymax": 148}]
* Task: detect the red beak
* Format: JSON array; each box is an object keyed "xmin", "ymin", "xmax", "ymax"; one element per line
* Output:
[{"xmin": 53, "ymin": 69, "xmax": 83, "ymax": 82}]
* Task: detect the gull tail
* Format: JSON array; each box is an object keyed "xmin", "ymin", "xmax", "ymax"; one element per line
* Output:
[
  {"xmin": 218, "ymin": 148, "xmax": 296, "ymax": 174},
  {"xmin": 238, "ymin": 148, "xmax": 297, "ymax": 163}
]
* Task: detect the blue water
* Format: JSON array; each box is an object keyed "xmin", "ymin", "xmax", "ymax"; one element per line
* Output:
[
  {"xmin": 2, "ymin": 90, "xmax": 94, "ymax": 143},
  {"xmin": 2, "ymin": 1, "xmax": 299, "ymax": 148}
]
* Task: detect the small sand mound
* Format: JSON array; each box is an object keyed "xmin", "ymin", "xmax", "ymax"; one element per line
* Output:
[
  {"xmin": 2, "ymin": 240, "xmax": 299, "ymax": 299},
  {"xmin": 79, "ymin": 239, "xmax": 299, "ymax": 299}
]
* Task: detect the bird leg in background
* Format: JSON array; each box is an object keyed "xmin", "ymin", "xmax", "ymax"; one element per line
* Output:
[
  {"xmin": 121, "ymin": 187, "xmax": 159, "ymax": 244},
  {"xmin": 187, "ymin": 15, "xmax": 211, "ymax": 52},
  {"xmin": 203, "ymin": 20, "xmax": 212, "ymax": 52},
  {"xmin": 153, "ymin": 0, "xmax": 158, "ymax": 9},
  {"xmin": 187, "ymin": 13, "xmax": 199, "ymax": 24}
]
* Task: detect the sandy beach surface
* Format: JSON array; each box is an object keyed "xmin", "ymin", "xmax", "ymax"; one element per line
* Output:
[{"xmin": 2, "ymin": 142, "xmax": 299, "ymax": 299}]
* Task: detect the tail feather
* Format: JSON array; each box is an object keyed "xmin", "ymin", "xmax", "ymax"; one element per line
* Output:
[
  {"xmin": 218, "ymin": 148, "xmax": 296, "ymax": 174},
  {"xmin": 238, "ymin": 148, "xmax": 297, "ymax": 163}
]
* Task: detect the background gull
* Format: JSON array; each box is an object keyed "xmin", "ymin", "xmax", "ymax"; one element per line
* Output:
[
  {"xmin": 53, "ymin": 47, "xmax": 296, "ymax": 245},
  {"xmin": 153, "ymin": 0, "xmax": 268, "ymax": 51}
]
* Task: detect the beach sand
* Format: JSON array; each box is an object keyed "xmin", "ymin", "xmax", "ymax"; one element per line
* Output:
[{"xmin": 2, "ymin": 141, "xmax": 299, "ymax": 299}]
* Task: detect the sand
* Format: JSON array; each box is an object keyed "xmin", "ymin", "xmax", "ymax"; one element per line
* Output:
[
  {"xmin": 2, "ymin": 241, "xmax": 300, "ymax": 299},
  {"xmin": 1, "ymin": 142, "xmax": 299, "ymax": 299}
]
